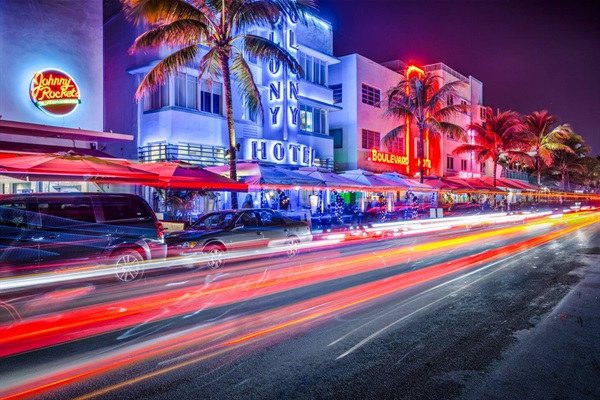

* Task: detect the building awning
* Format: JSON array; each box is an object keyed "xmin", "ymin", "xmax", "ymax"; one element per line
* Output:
[
  {"xmin": 0, "ymin": 119, "xmax": 133, "ymax": 142},
  {"xmin": 0, "ymin": 141, "xmax": 117, "ymax": 158}
]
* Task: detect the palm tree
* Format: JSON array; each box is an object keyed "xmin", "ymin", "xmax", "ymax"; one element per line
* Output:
[
  {"xmin": 549, "ymin": 131, "xmax": 591, "ymax": 191},
  {"xmin": 383, "ymin": 68, "xmax": 467, "ymax": 183},
  {"xmin": 522, "ymin": 110, "xmax": 574, "ymax": 188},
  {"xmin": 576, "ymin": 156, "xmax": 600, "ymax": 193},
  {"xmin": 122, "ymin": 0, "xmax": 317, "ymax": 208},
  {"xmin": 452, "ymin": 107, "xmax": 530, "ymax": 187}
]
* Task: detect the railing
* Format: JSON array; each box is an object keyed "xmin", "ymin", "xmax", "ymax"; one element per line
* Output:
[
  {"xmin": 502, "ymin": 169, "xmax": 530, "ymax": 181},
  {"xmin": 139, "ymin": 142, "xmax": 227, "ymax": 167}
]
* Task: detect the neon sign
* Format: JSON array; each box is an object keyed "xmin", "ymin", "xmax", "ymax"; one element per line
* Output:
[
  {"xmin": 370, "ymin": 149, "xmax": 409, "ymax": 166},
  {"xmin": 30, "ymin": 69, "xmax": 81, "ymax": 116},
  {"xmin": 244, "ymin": 139, "xmax": 314, "ymax": 166}
]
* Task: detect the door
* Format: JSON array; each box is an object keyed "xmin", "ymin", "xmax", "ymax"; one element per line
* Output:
[{"xmin": 35, "ymin": 196, "xmax": 109, "ymax": 269}]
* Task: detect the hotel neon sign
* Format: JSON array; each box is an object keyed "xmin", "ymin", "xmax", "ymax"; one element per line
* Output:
[{"xmin": 30, "ymin": 69, "xmax": 81, "ymax": 116}]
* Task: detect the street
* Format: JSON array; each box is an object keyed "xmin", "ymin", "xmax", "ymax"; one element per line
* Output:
[{"xmin": 1, "ymin": 210, "xmax": 599, "ymax": 399}]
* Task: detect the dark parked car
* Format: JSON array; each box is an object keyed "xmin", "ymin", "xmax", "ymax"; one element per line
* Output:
[
  {"xmin": 165, "ymin": 208, "xmax": 313, "ymax": 269},
  {"xmin": 0, "ymin": 192, "xmax": 166, "ymax": 282}
]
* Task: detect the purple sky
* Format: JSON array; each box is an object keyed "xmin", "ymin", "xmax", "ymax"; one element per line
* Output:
[{"xmin": 318, "ymin": 0, "xmax": 600, "ymax": 156}]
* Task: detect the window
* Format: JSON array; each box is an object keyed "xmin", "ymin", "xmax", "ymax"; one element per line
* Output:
[
  {"xmin": 447, "ymin": 95, "xmax": 454, "ymax": 106},
  {"xmin": 461, "ymin": 99, "xmax": 468, "ymax": 112},
  {"xmin": 480, "ymin": 162, "xmax": 486, "ymax": 174},
  {"xmin": 331, "ymin": 128, "xmax": 343, "ymax": 148},
  {"xmin": 200, "ymin": 80, "xmax": 222, "ymax": 115},
  {"xmin": 298, "ymin": 52, "xmax": 327, "ymax": 85},
  {"xmin": 174, "ymin": 73, "xmax": 197, "ymax": 109},
  {"xmin": 99, "ymin": 198, "xmax": 151, "ymax": 222},
  {"xmin": 148, "ymin": 81, "xmax": 169, "ymax": 110},
  {"xmin": 330, "ymin": 84, "xmax": 342, "ymax": 104},
  {"xmin": 362, "ymin": 129, "xmax": 380, "ymax": 150},
  {"xmin": 362, "ymin": 84, "xmax": 380, "ymax": 107},
  {"xmin": 242, "ymin": 96, "xmax": 258, "ymax": 122},
  {"xmin": 300, "ymin": 104, "xmax": 327, "ymax": 134},
  {"xmin": 386, "ymin": 137, "xmax": 404, "ymax": 154},
  {"xmin": 461, "ymin": 159, "xmax": 468, "ymax": 170},
  {"xmin": 447, "ymin": 156, "xmax": 455, "ymax": 170},
  {"xmin": 479, "ymin": 106, "xmax": 486, "ymax": 120}
]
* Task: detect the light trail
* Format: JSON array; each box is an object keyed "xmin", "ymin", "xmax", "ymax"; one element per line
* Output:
[{"xmin": 1, "ymin": 211, "xmax": 599, "ymax": 399}]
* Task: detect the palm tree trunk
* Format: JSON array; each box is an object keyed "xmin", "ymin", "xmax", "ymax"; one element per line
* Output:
[
  {"xmin": 219, "ymin": 52, "xmax": 239, "ymax": 209},
  {"xmin": 493, "ymin": 160, "xmax": 498, "ymax": 188},
  {"xmin": 536, "ymin": 155, "xmax": 541, "ymax": 188},
  {"xmin": 418, "ymin": 128, "xmax": 424, "ymax": 184}
]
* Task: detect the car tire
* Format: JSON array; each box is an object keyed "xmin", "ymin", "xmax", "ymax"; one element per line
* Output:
[
  {"xmin": 284, "ymin": 237, "xmax": 300, "ymax": 258},
  {"xmin": 204, "ymin": 244, "xmax": 225, "ymax": 269},
  {"xmin": 111, "ymin": 249, "xmax": 144, "ymax": 282}
]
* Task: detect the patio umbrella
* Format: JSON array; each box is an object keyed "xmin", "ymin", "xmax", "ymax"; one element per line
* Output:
[
  {"xmin": 297, "ymin": 167, "xmax": 368, "ymax": 188},
  {"xmin": 0, "ymin": 151, "xmax": 158, "ymax": 183},
  {"xmin": 338, "ymin": 169, "xmax": 399, "ymax": 189},
  {"xmin": 134, "ymin": 161, "xmax": 248, "ymax": 191}
]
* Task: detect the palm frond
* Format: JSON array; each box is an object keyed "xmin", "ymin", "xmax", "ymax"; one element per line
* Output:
[
  {"xmin": 242, "ymin": 34, "xmax": 302, "ymax": 75},
  {"xmin": 130, "ymin": 19, "xmax": 209, "ymax": 53},
  {"xmin": 197, "ymin": 48, "xmax": 222, "ymax": 84},
  {"xmin": 382, "ymin": 125, "xmax": 408, "ymax": 147},
  {"xmin": 122, "ymin": 0, "xmax": 205, "ymax": 26},
  {"xmin": 135, "ymin": 44, "xmax": 199, "ymax": 99},
  {"xmin": 230, "ymin": 52, "xmax": 263, "ymax": 119}
]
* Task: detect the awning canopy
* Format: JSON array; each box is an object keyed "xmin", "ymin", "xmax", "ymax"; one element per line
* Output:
[
  {"xmin": 297, "ymin": 167, "xmax": 368, "ymax": 189},
  {"xmin": 378, "ymin": 172, "xmax": 432, "ymax": 190},
  {"xmin": 134, "ymin": 161, "xmax": 248, "ymax": 191},
  {"xmin": 0, "ymin": 151, "xmax": 157, "ymax": 183},
  {"xmin": 338, "ymin": 169, "xmax": 400, "ymax": 189},
  {"xmin": 206, "ymin": 162, "xmax": 324, "ymax": 188}
]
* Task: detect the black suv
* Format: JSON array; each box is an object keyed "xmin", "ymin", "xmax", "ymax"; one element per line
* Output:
[{"xmin": 0, "ymin": 192, "xmax": 166, "ymax": 282}]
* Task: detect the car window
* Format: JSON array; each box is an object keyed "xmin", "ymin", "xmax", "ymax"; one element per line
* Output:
[
  {"xmin": 193, "ymin": 212, "xmax": 234, "ymax": 229},
  {"xmin": 239, "ymin": 211, "xmax": 259, "ymax": 227},
  {"xmin": 258, "ymin": 210, "xmax": 284, "ymax": 227},
  {"xmin": 38, "ymin": 197, "xmax": 96, "ymax": 223},
  {"xmin": 0, "ymin": 201, "xmax": 37, "ymax": 228},
  {"xmin": 98, "ymin": 196, "xmax": 151, "ymax": 221}
]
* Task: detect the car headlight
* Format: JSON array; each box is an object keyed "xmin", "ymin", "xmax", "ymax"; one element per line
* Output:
[{"xmin": 182, "ymin": 241, "xmax": 198, "ymax": 249}]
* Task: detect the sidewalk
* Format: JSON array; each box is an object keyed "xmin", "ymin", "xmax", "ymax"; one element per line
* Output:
[{"xmin": 463, "ymin": 252, "xmax": 600, "ymax": 399}]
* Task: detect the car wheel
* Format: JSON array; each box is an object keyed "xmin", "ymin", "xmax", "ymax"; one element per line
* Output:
[
  {"xmin": 112, "ymin": 249, "xmax": 144, "ymax": 282},
  {"xmin": 284, "ymin": 237, "xmax": 300, "ymax": 258},
  {"xmin": 204, "ymin": 245, "xmax": 225, "ymax": 269}
]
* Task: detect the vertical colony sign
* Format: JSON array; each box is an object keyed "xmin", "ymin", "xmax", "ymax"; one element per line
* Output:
[{"xmin": 30, "ymin": 69, "xmax": 81, "ymax": 116}]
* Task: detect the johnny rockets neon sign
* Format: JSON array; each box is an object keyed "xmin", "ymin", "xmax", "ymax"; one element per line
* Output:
[{"xmin": 30, "ymin": 69, "xmax": 81, "ymax": 116}]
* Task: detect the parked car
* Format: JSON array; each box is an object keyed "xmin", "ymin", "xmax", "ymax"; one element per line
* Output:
[
  {"xmin": 165, "ymin": 208, "xmax": 313, "ymax": 269},
  {"xmin": 0, "ymin": 192, "xmax": 166, "ymax": 282}
]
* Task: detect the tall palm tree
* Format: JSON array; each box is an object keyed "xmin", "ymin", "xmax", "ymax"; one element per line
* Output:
[
  {"xmin": 549, "ymin": 131, "xmax": 591, "ymax": 191},
  {"xmin": 452, "ymin": 107, "xmax": 530, "ymax": 187},
  {"xmin": 122, "ymin": 0, "xmax": 317, "ymax": 208},
  {"xmin": 383, "ymin": 68, "xmax": 467, "ymax": 183},
  {"xmin": 522, "ymin": 110, "xmax": 574, "ymax": 188}
]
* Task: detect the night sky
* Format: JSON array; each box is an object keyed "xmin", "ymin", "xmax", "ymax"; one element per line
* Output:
[{"xmin": 317, "ymin": 0, "xmax": 600, "ymax": 156}]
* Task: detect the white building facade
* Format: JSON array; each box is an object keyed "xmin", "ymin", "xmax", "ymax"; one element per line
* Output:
[
  {"xmin": 329, "ymin": 55, "xmax": 487, "ymax": 179},
  {"xmin": 104, "ymin": 10, "xmax": 339, "ymax": 171}
]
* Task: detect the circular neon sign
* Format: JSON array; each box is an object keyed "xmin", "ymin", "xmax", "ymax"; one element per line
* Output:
[{"xmin": 30, "ymin": 69, "xmax": 81, "ymax": 116}]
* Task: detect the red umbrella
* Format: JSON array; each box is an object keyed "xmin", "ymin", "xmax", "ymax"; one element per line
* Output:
[
  {"xmin": 0, "ymin": 151, "xmax": 158, "ymax": 183},
  {"xmin": 135, "ymin": 161, "xmax": 248, "ymax": 191}
]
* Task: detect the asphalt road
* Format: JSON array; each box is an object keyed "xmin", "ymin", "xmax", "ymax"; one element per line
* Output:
[{"xmin": 2, "ymin": 211, "xmax": 599, "ymax": 399}]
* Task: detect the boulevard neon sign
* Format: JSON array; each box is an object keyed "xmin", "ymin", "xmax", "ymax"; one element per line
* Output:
[
  {"xmin": 30, "ymin": 69, "xmax": 81, "ymax": 116},
  {"xmin": 370, "ymin": 148, "xmax": 409, "ymax": 165}
]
